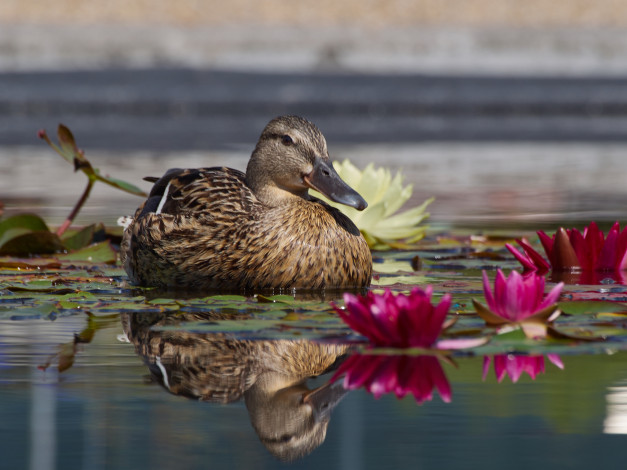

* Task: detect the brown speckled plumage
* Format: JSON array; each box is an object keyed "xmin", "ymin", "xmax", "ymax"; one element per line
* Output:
[{"xmin": 121, "ymin": 115, "xmax": 372, "ymax": 290}]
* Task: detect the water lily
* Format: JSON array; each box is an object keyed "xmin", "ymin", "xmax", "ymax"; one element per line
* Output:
[
  {"xmin": 310, "ymin": 159, "xmax": 434, "ymax": 250},
  {"xmin": 483, "ymin": 354, "xmax": 564, "ymax": 383},
  {"xmin": 331, "ymin": 353, "xmax": 452, "ymax": 404},
  {"xmin": 506, "ymin": 222, "xmax": 627, "ymax": 273},
  {"xmin": 472, "ymin": 270, "xmax": 563, "ymax": 338},
  {"xmin": 334, "ymin": 287, "xmax": 487, "ymax": 350}
]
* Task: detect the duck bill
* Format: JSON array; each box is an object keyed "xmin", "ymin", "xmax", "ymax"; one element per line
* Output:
[
  {"xmin": 304, "ymin": 158, "xmax": 368, "ymax": 211},
  {"xmin": 303, "ymin": 380, "xmax": 351, "ymax": 422}
]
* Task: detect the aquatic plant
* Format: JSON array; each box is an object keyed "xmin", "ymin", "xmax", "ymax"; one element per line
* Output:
[
  {"xmin": 333, "ymin": 287, "xmax": 487, "ymax": 350},
  {"xmin": 507, "ymin": 222, "xmax": 627, "ymax": 273},
  {"xmin": 333, "ymin": 287, "xmax": 451, "ymax": 348},
  {"xmin": 0, "ymin": 125, "xmax": 146, "ymax": 258},
  {"xmin": 38, "ymin": 124, "xmax": 146, "ymax": 236},
  {"xmin": 331, "ymin": 354, "xmax": 452, "ymax": 404},
  {"xmin": 482, "ymin": 354, "xmax": 564, "ymax": 383},
  {"xmin": 310, "ymin": 159, "xmax": 434, "ymax": 250},
  {"xmin": 472, "ymin": 269, "xmax": 563, "ymax": 339}
]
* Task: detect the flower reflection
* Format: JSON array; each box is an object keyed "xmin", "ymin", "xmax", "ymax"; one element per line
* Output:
[
  {"xmin": 473, "ymin": 269, "xmax": 563, "ymax": 338},
  {"xmin": 483, "ymin": 354, "xmax": 564, "ymax": 383},
  {"xmin": 548, "ymin": 269, "xmax": 626, "ymax": 286},
  {"xmin": 507, "ymin": 221, "xmax": 627, "ymax": 273},
  {"xmin": 332, "ymin": 353, "xmax": 452, "ymax": 404}
]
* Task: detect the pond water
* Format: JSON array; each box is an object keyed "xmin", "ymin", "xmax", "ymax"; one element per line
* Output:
[
  {"xmin": 2, "ymin": 133, "xmax": 627, "ymax": 469},
  {"xmin": 2, "ymin": 231, "xmax": 627, "ymax": 469}
]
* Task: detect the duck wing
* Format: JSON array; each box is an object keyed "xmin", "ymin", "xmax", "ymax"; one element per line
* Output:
[{"xmin": 136, "ymin": 167, "xmax": 258, "ymax": 220}]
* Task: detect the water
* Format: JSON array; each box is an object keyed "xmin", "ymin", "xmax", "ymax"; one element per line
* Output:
[
  {"xmin": 2, "ymin": 314, "xmax": 626, "ymax": 469},
  {"xmin": 3, "ymin": 67, "xmax": 627, "ymax": 469}
]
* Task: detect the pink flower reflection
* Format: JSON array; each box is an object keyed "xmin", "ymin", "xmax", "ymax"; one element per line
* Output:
[
  {"xmin": 506, "ymin": 221, "xmax": 627, "ymax": 273},
  {"xmin": 482, "ymin": 354, "xmax": 564, "ymax": 383},
  {"xmin": 331, "ymin": 353, "xmax": 452, "ymax": 404}
]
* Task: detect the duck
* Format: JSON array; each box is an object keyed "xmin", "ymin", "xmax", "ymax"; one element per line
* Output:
[
  {"xmin": 121, "ymin": 115, "xmax": 373, "ymax": 290},
  {"xmin": 122, "ymin": 311, "xmax": 352, "ymax": 461}
]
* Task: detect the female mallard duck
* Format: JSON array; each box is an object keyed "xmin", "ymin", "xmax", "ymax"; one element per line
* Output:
[{"xmin": 121, "ymin": 115, "xmax": 372, "ymax": 290}]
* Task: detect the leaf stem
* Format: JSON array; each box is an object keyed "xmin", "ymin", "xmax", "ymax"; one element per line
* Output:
[{"xmin": 56, "ymin": 179, "xmax": 94, "ymax": 236}]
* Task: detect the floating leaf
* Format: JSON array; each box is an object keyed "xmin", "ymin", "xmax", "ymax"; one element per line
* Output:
[
  {"xmin": 56, "ymin": 241, "xmax": 117, "ymax": 264},
  {"xmin": 61, "ymin": 223, "xmax": 107, "ymax": 251},
  {"xmin": 0, "ymin": 231, "xmax": 64, "ymax": 255},
  {"xmin": 558, "ymin": 301, "xmax": 627, "ymax": 315}
]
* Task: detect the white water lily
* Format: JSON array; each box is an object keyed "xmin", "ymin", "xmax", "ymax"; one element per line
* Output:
[{"xmin": 312, "ymin": 159, "xmax": 434, "ymax": 250}]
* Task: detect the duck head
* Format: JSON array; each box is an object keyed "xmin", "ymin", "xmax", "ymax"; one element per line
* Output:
[{"xmin": 246, "ymin": 115, "xmax": 367, "ymax": 210}]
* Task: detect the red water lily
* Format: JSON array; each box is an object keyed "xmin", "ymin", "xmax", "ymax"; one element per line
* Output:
[
  {"xmin": 331, "ymin": 353, "xmax": 452, "ymax": 404},
  {"xmin": 333, "ymin": 287, "xmax": 451, "ymax": 348},
  {"xmin": 482, "ymin": 354, "xmax": 564, "ymax": 383},
  {"xmin": 473, "ymin": 269, "xmax": 563, "ymax": 338},
  {"xmin": 506, "ymin": 221, "xmax": 627, "ymax": 273}
]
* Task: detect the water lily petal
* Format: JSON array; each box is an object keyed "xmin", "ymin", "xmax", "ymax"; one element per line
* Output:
[
  {"xmin": 481, "ymin": 271, "xmax": 496, "ymax": 312},
  {"xmin": 436, "ymin": 337, "xmax": 490, "ymax": 350},
  {"xmin": 509, "ymin": 238, "xmax": 551, "ymax": 272},
  {"xmin": 505, "ymin": 243, "xmax": 538, "ymax": 271},
  {"xmin": 617, "ymin": 225, "xmax": 627, "ymax": 270},
  {"xmin": 482, "ymin": 356, "xmax": 492, "ymax": 381},
  {"xmin": 537, "ymin": 231, "xmax": 556, "ymax": 265},
  {"xmin": 553, "ymin": 228, "xmax": 581, "ymax": 270},
  {"xmin": 504, "ymin": 270, "xmax": 526, "ymax": 320},
  {"xmin": 538, "ymin": 281, "xmax": 564, "ymax": 311},
  {"xmin": 598, "ymin": 224, "xmax": 619, "ymax": 270},
  {"xmin": 547, "ymin": 354, "xmax": 564, "ymax": 369}
]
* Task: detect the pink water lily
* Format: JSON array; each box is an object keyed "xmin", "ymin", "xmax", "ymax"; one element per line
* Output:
[
  {"xmin": 473, "ymin": 269, "xmax": 563, "ymax": 338},
  {"xmin": 333, "ymin": 287, "xmax": 486, "ymax": 350},
  {"xmin": 506, "ymin": 221, "xmax": 627, "ymax": 273},
  {"xmin": 483, "ymin": 354, "xmax": 564, "ymax": 383},
  {"xmin": 331, "ymin": 353, "xmax": 452, "ymax": 404}
]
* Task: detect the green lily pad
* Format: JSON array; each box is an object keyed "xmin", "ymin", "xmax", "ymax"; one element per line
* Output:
[
  {"xmin": 61, "ymin": 223, "xmax": 107, "ymax": 250},
  {"xmin": 56, "ymin": 241, "xmax": 117, "ymax": 264},
  {"xmin": 0, "ymin": 231, "xmax": 64, "ymax": 255},
  {"xmin": 558, "ymin": 301, "xmax": 627, "ymax": 315}
]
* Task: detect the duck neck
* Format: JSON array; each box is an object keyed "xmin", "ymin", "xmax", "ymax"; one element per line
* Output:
[{"xmin": 246, "ymin": 156, "xmax": 309, "ymax": 208}]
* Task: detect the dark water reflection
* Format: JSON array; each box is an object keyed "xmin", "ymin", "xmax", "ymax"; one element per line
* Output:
[{"xmin": 2, "ymin": 314, "xmax": 627, "ymax": 469}]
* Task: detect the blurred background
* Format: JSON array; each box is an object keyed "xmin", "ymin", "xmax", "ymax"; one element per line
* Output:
[{"xmin": 1, "ymin": 0, "xmax": 627, "ymax": 228}]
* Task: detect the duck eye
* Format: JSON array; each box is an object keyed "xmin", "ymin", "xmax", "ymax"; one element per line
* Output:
[{"xmin": 281, "ymin": 135, "xmax": 294, "ymax": 146}]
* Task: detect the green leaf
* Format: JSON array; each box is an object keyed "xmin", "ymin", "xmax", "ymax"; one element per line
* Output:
[
  {"xmin": 558, "ymin": 301, "xmax": 627, "ymax": 315},
  {"xmin": 61, "ymin": 223, "xmax": 106, "ymax": 251},
  {"xmin": 92, "ymin": 172, "xmax": 147, "ymax": 197},
  {"xmin": 0, "ymin": 214, "xmax": 50, "ymax": 244},
  {"xmin": 56, "ymin": 240, "xmax": 117, "ymax": 264},
  {"xmin": 0, "ymin": 231, "xmax": 64, "ymax": 255},
  {"xmin": 57, "ymin": 124, "xmax": 83, "ymax": 164}
]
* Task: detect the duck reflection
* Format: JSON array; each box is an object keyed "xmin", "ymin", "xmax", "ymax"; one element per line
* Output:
[{"xmin": 121, "ymin": 311, "xmax": 351, "ymax": 462}]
